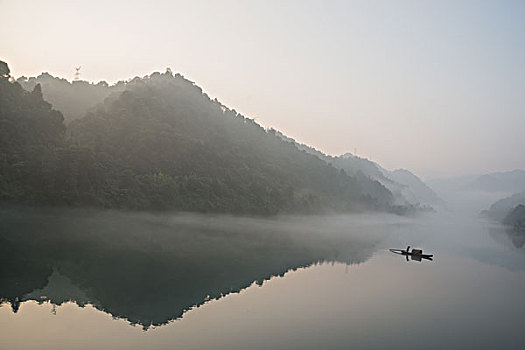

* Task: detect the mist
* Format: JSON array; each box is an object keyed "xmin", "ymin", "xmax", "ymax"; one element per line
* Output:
[
  {"xmin": 1, "ymin": 1, "xmax": 525, "ymax": 348},
  {"xmin": 0, "ymin": 205, "xmax": 407, "ymax": 328}
]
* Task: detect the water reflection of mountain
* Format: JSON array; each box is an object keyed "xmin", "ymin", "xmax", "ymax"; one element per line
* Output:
[
  {"xmin": 489, "ymin": 224, "xmax": 525, "ymax": 250},
  {"xmin": 466, "ymin": 224, "xmax": 525, "ymax": 271},
  {"xmin": 0, "ymin": 207, "xmax": 382, "ymax": 328}
]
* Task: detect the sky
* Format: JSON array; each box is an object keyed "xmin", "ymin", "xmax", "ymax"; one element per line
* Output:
[{"xmin": 1, "ymin": 0, "xmax": 524, "ymax": 179}]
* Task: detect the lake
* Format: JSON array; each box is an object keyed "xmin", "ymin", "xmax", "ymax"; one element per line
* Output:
[{"xmin": 1, "ymin": 202, "xmax": 524, "ymax": 349}]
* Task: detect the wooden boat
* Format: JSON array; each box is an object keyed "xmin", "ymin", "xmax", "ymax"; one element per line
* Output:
[{"xmin": 389, "ymin": 248, "xmax": 433, "ymax": 260}]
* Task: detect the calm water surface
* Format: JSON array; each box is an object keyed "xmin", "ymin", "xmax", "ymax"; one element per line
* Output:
[{"xmin": 1, "ymin": 205, "xmax": 524, "ymax": 349}]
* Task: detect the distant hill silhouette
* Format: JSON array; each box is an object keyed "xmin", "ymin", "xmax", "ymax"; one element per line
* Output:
[
  {"xmin": 468, "ymin": 170, "xmax": 525, "ymax": 192},
  {"xmin": 387, "ymin": 169, "xmax": 442, "ymax": 206},
  {"xmin": 484, "ymin": 191, "xmax": 525, "ymax": 222},
  {"xmin": 429, "ymin": 170, "xmax": 525, "ymax": 194},
  {"xmin": 274, "ymin": 131, "xmax": 441, "ymax": 208}
]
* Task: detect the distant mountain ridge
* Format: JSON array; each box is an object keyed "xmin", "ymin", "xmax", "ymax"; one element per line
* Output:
[
  {"xmin": 274, "ymin": 131, "xmax": 441, "ymax": 208},
  {"xmin": 429, "ymin": 170, "xmax": 525, "ymax": 194},
  {"xmin": 483, "ymin": 191, "xmax": 525, "ymax": 232},
  {"xmin": 470, "ymin": 170, "xmax": 525, "ymax": 192},
  {"xmin": 388, "ymin": 168, "xmax": 443, "ymax": 206},
  {"xmin": 484, "ymin": 191, "xmax": 525, "ymax": 222}
]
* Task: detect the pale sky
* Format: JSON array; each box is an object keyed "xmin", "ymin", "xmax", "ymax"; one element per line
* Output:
[{"xmin": 2, "ymin": 0, "xmax": 524, "ymax": 178}]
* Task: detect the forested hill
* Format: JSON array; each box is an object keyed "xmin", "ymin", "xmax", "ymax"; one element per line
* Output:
[
  {"xmin": 1, "ymin": 61, "xmax": 407, "ymax": 214},
  {"xmin": 484, "ymin": 191, "xmax": 525, "ymax": 222}
]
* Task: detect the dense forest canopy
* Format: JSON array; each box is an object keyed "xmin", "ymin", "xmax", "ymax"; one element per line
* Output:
[
  {"xmin": 1, "ymin": 60, "xmax": 412, "ymax": 214},
  {"xmin": 0, "ymin": 72, "xmax": 66, "ymax": 202}
]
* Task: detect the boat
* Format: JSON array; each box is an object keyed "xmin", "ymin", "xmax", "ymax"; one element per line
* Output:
[{"xmin": 389, "ymin": 247, "xmax": 433, "ymax": 261}]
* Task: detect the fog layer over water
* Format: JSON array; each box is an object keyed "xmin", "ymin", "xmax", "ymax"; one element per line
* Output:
[
  {"xmin": 0, "ymin": 207, "xmax": 397, "ymax": 327},
  {"xmin": 1, "ymin": 204, "xmax": 524, "ymax": 349}
]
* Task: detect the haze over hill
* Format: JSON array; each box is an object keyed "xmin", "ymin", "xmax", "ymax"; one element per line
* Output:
[
  {"xmin": 484, "ymin": 191, "xmax": 525, "ymax": 222},
  {"xmin": 429, "ymin": 170, "xmax": 525, "ymax": 194},
  {"xmin": 17, "ymin": 73, "xmax": 125, "ymax": 123},
  {"xmin": 3, "ymin": 61, "xmax": 420, "ymax": 214},
  {"xmin": 275, "ymin": 131, "xmax": 442, "ymax": 208},
  {"xmin": 428, "ymin": 170, "xmax": 525, "ymax": 215},
  {"xmin": 10, "ymin": 67, "xmax": 443, "ymax": 213}
]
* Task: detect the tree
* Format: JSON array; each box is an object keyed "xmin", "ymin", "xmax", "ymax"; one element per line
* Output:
[{"xmin": 0, "ymin": 60, "xmax": 9, "ymax": 78}]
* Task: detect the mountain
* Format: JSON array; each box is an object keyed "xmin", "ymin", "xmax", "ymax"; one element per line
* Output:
[
  {"xmin": 15, "ymin": 69, "xmax": 440, "ymax": 211},
  {"xmin": 484, "ymin": 191, "xmax": 525, "ymax": 222},
  {"xmin": 387, "ymin": 168, "xmax": 443, "ymax": 205},
  {"xmin": 429, "ymin": 170, "xmax": 525, "ymax": 194},
  {"xmin": 1, "ymin": 61, "xmax": 407, "ymax": 214},
  {"xmin": 470, "ymin": 170, "xmax": 525, "ymax": 192},
  {"xmin": 275, "ymin": 132, "xmax": 441, "ymax": 208},
  {"xmin": 334, "ymin": 155, "xmax": 442, "ymax": 208}
]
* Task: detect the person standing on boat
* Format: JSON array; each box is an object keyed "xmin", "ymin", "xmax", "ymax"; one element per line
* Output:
[{"xmin": 406, "ymin": 246, "xmax": 410, "ymax": 253}]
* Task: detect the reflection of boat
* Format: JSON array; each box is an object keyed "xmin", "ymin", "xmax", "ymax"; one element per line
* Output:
[{"xmin": 390, "ymin": 247, "xmax": 433, "ymax": 261}]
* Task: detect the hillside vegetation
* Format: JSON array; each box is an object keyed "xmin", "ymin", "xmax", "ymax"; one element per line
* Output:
[{"xmin": 1, "ymin": 62, "xmax": 406, "ymax": 214}]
